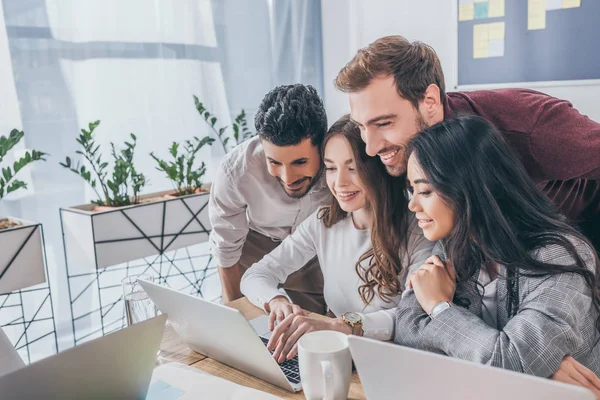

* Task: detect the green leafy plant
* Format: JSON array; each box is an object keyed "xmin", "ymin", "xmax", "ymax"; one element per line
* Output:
[
  {"xmin": 150, "ymin": 136, "xmax": 215, "ymax": 196},
  {"xmin": 193, "ymin": 95, "xmax": 255, "ymax": 153},
  {"xmin": 0, "ymin": 129, "xmax": 47, "ymax": 199},
  {"xmin": 59, "ymin": 120, "xmax": 147, "ymax": 207}
]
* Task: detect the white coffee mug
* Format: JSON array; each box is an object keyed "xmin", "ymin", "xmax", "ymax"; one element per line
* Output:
[{"xmin": 298, "ymin": 330, "xmax": 352, "ymax": 400}]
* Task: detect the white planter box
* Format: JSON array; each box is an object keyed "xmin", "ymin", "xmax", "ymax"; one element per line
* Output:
[
  {"xmin": 0, "ymin": 218, "xmax": 46, "ymax": 295},
  {"xmin": 60, "ymin": 187, "xmax": 211, "ymax": 270}
]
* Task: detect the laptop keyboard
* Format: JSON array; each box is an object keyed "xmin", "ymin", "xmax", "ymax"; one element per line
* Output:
[{"xmin": 260, "ymin": 336, "xmax": 301, "ymax": 384}]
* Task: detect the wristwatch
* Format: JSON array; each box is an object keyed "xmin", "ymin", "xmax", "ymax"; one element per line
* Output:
[
  {"xmin": 429, "ymin": 301, "xmax": 452, "ymax": 319},
  {"xmin": 342, "ymin": 312, "xmax": 363, "ymax": 336}
]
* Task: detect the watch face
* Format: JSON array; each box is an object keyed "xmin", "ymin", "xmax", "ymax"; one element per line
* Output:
[{"xmin": 344, "ymin": 312, "xmax": 361, "ymax": 323}]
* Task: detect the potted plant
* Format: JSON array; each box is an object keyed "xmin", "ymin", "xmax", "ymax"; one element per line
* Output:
[
  {"xmin": 150, "ymin": 135, "xmax": 214, "ymax": 196},
  {"xmin": 193, "ymin": 95, "xmax": 255, "ymax": 154},
  {"xmin": 0, "ymin": 129, "xmax": 48, "ymax": 294},
  {"xmin": 60, "ymin": 93, "xmax": 256, "ymax": 271},
  {"xmin": 59, "ymin": 120, "xmax": 150, "ymax": 210},
  {"xmin": 59, "ymin": 121, "xmax": 213, "ymax": 270}
]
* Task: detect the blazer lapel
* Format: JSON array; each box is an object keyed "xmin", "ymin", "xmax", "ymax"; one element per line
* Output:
[
  {"xmin": 495, "ymin": 265, "xmax": 510, "ymax": 327},
  {"xmin": 454, "ymin": 274, "xmax": 483, "ymax": 317}
]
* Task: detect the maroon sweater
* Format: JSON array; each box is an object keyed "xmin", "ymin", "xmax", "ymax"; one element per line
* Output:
[{"xmin": 444, "ymin": 89, "xmax": 600, "ymax": 248}]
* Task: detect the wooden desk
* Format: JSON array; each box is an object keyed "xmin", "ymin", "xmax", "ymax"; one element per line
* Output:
[{"xmin": 157, "ymin": 297, "xmax": 366, "ymax": 399}]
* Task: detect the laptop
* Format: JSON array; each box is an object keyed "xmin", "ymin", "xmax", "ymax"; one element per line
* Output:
[
  {"xmin": 138, "ymin": 279, "xmax": 302, "ymax": 392},
  {"xmin": 348, "ymin": 336, "xmax": 594, "ymax": 400},
  {"xmin": 0, "ymin": 314, "xmax": 166, "ymax": 400},
  {"xmin": 0, "ymin": 327, "xmax": 24, "ymax": 376}
]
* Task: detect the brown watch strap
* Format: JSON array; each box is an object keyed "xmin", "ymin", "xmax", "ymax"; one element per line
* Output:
[{"xmin": 354, "ymin": 323, "xmax": 364, "ymax": 336}]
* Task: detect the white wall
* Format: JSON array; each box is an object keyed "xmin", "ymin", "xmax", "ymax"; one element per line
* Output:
[{"xmin": 321, "ymin": 0, "xmax": 600, "ymax": 124}]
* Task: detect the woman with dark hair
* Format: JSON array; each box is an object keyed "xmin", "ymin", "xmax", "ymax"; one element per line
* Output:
[
  {"xmin": 241, "ymin": 115, "xmax": 433, "ymax": 362},
  {"xmin": 396, "ymin": 115, "xmax": 600, "ymax": 381}
]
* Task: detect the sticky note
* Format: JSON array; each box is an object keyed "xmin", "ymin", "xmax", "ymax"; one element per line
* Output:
[
  {"xmin": 528, "ymin": 0, "xmax": 546, "ymax": 30},
  {"xmin": 488, "ymin": 0, "xmax": 505, "ymax": 17},
  {"xmin": 473, "ymin": 24, "xmax": 489, "ymax": 58},
  {"xmin": 546, "ymin": 0, "xmax": 563, "ymax": 10},
  {"xmin": 474, "ymin": 2, "xmax": 489, "ymax": 18},
  {"xmin": 488, "ymin": 40, "xmax": 505, "ymax": 57},
  {"xmin": 459, "ymin": 0, "xmax": 474, "ymax": 4},
  {"xmin": 474, "ymin": 0, "xmax": 488, "ymax": 2},
  {"xmin": 488, "ymin": 22, "xmax": 505, "ymax": 40},
  {"xmin": 474, "ymin": 24, "xmax": 489, "ymax": 42},
  {"xmin": 459, "ymin": 3, "xmax": 475, "ymax": 20},
  {"xmin": 562, "ymin": 0, "xmax": 581, "ymax": 8}
]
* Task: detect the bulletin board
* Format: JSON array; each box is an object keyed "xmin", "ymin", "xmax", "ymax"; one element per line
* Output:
[{"xmin": 457, "ymin": 0, "xmax": 600, "ymax": 86}]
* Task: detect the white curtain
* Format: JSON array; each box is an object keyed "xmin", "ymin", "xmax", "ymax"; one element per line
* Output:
[{"xmin": 0, "ymin": 0, "xmax": 323, "ymax": 361}]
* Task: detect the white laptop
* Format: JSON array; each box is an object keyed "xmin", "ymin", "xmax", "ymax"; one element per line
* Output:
[
  {"xmin": 0, "ymin": 314, "xmax": 166, "ymax": 400},
  {"xmin": 348, "ymin": 336, "xmax": 594, "ymax": 400},
  {"xmin": 138, "ymin": 279, "xmax": 302, "ymax": 392},
  {"xmin": 0, "ymin": 327, "xmax": 25, "ymax": 376}
]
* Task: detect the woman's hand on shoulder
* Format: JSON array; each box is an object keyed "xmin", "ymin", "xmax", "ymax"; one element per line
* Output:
[{"xmin": 407, "ymin": 255, "xmax": 456, "ymax": 315}]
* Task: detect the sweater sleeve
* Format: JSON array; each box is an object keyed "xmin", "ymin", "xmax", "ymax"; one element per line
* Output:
[
  {"xmin": 359, "ymin": 309, "xmax": 396, "ymax": 341},
  {"xmin": 530, "ymin": 96, "xmax": 600, "ymax": 181},
  {"xmin": 240, "ymin": 211, "xmax": 320, "ymax": 311}
]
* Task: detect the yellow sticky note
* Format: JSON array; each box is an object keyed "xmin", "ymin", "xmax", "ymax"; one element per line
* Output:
[
  {"xmin": 528, "ymin": 0, "xmax": 546, "ymax": 30},
  {"xmin": 474, "ymin": 24, "xmax": 489, "ymax": 41},
  {"xmin": 488, "ymin": 22, "xmax": 505, "ymax": 40},
  {"xmin": 562, "ymin": 0, "xmax": 581, "ymax": 8},
  {"xmin": 459, "ymin": 3, "xmax": 475, "ymax": 21},
  {"xmin": 473, "ymin": 24, "xmax": 489, "ymax": 59},
  {"xmin": 489, "ymin": 0, "xmax": 505, "ymax": 17}
]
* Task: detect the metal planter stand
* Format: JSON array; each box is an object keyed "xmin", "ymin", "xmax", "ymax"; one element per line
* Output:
[
  {"xmin": 60, "ymin": 190, "xmax": 215, "ymax": 346},
  {"xmin": 0, "ymin": 222, "xmax": 58, "ymax": 363}
]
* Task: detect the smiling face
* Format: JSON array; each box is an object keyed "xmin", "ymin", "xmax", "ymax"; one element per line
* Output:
[
  {"xmin": 323, "ymin": 135, "xmax": 367, "ymax": 212},
  {"xmin": 262, "ymin": 138, "xmax": 322, "ymax": 198},
  {"xmin": 406, "ymin": 153, "xmax": 455, "ymax": 242},
  {"xmin": 349, "ymin": 76, "xmax": 431, "ymax": 176}
]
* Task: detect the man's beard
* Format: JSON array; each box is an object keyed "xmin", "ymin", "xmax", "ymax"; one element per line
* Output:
[
  {"xmin": 417, "ymin": 114, "xmax": 429, "ymax": 130},
  {"xmin": 385, "ymin": 159, "xmax": 406, "ymax": 177},
  {"xmin": 279, "ymin": 177, "xmax": 311, "ymax": 198},
  {"xmin": 386, "ymin": 114, "xmax": 428, "ymax": 177},
  {"xmin": 279, "ymin": 165, "xmax": 323, "ymax": 199}
]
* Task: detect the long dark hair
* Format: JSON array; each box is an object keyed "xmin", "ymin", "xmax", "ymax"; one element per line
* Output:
[
  {"xmin": 319, "ymin": 115, "xmax": 410, "ymax": 305},
  {"xmin": 406, "ymin": 115, "xmax": 600, "ymax": 327}
]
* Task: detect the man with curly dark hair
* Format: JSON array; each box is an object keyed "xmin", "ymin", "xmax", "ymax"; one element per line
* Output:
[{"xmin": 208, "ymin": 84, "xmax": 330, "ymax": 313}]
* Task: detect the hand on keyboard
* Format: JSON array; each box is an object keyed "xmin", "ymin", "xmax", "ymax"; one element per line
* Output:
[
  {"xmin": 260, "ymin": 337, "xmax": 300, "ymax": 383},
  {"xmin": 266, "ymin": 314, "xmax": 338, "ymax": 363},
  {"xmin": 266, "ymin": 297, "xmax": 307, "ymax": 331}
]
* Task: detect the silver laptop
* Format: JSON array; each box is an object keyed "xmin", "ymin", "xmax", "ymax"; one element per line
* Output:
[
  {"xmin": 0, "ymin": 328, "xmax": 24, "ymax": 376},
  {"xmin": 348, "ymin": 336, "xmax": 594, "ymax": 400},
  {"xmin": 138, "ymin": 279, "xmax": 302, "ymax": 392},
  {"xmin": 0, "ymin": 314, "xmax": 166, "ymax": 400}
]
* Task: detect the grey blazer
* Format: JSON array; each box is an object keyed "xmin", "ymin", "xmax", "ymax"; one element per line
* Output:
[{"xmin": 394, "ymin": 236, "xmax": 600, "ymax": 377}]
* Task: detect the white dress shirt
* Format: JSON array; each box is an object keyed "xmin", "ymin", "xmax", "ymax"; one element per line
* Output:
[
  {"xmin": 240, "ymin": 210, "xmax": 434, "ymax": 340},
  {"xmin": 478, "ymin": 268, "xmax": 498, "ymax": 328},
  {"xmin": 208, "ymin": 136, "xmax": 331, "ymax": 267}
]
